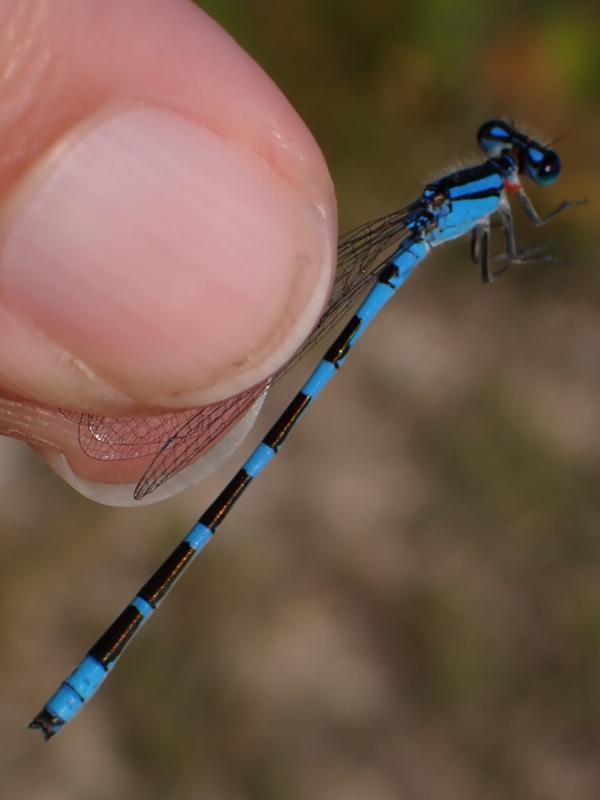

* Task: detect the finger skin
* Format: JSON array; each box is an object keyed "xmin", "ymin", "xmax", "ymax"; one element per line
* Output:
[{"xmin": 0, "ymin": 0, "xmax": 337, "ymax": 497}]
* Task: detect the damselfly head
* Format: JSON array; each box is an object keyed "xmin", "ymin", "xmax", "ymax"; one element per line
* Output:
[{"xmin": 477, "ymin": 119, "xmax": 562, "ymax": 187}]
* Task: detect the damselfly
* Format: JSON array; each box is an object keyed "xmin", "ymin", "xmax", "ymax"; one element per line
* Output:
[{"xmin": 30, "ymin": 119, "xmax": 584, "ymax": 739}]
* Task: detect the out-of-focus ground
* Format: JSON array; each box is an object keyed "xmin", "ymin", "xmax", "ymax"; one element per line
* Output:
[{"xmin": 2, "ymin": 2, "xmax": 600, "ymax": 798}]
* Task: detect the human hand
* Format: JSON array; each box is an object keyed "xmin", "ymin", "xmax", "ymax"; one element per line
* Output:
[{"xmin": 0, "ymin": 0, "xmax": 336, "ymax": 504}]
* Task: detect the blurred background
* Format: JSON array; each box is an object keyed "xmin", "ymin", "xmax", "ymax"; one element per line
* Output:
[{"xmin": 3, "ymin": 1, "xmax": 600, "ymax": 797}]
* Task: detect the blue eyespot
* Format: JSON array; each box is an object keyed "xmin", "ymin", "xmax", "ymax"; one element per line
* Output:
[{"xmin": 477, "ymin": 119, "xmax": 513, "ymax": 155}]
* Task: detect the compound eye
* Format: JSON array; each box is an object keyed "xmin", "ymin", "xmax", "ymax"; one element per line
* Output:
[
  {"xmin": 477, "ymin": 119, "xmax": 513, "ymax": 155},
  {"xmin": 525, "ymin": 148, "xmax": 561, "ymax": 186}
]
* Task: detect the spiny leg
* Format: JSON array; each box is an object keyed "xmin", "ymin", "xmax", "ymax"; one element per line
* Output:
[
  {"xmin": 471, "ymin": 222, "xmax": 507, "ymax": 284},
  {"xmin": 516, "ymin": 189, "xmax": 588, "ymax": 227},
  {"xmin": 470, "ymin": 224, "xmax": 483, "ymax": 265},
  {"xmin": 494, "ymin": 201, "xmax": 563, "ymax": 267}
]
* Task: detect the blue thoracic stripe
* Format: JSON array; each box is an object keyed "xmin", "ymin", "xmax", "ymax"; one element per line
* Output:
[
  {"xmin": 449, "ymin": 173, "xmax": 503, "ymax": 198},
  {"xmin": 29, "ymin": 119, "xmax": 576, "ymax": 741}
]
